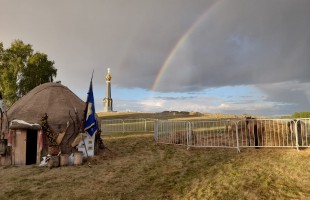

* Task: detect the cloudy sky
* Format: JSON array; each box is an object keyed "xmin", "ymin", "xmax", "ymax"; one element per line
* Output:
[{"xmin": 1, "ymin": 0, "xmax": 309, "ymax": 116}]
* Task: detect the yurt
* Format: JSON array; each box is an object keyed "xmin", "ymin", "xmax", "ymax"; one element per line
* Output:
[{"xmin": 0, "ymin": 82, "xmax": 95, "ymax": 165}]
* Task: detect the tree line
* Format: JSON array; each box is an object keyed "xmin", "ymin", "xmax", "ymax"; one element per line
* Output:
[
  {"xmin": 292, "ymin": 112, "xmax": 310, "ymax": 118},
  {"xmin": 0, "ymin": 40, "xmax": 57, "ymax": 108}
]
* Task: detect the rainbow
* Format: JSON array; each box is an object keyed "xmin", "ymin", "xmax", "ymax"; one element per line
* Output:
[{"xmin": 151, "ymin": 1, "xmax": 222, "ymax": 91}]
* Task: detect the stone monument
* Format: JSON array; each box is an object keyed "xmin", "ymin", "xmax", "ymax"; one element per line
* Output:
[{"xmin": 103, "ymin": 68, "xmax": 113, "ymax": 112}]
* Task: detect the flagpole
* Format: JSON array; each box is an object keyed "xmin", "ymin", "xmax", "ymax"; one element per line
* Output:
[
  {"xmin": 91, "ymin": 69, "xmax": 94, "ymax": 81},
  {"xmin": 83, "ymin": 71, "xmax": 94, "ymax": 158}
]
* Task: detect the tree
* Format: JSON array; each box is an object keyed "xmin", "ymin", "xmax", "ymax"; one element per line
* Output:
[
  {"xmin": 0, "ymin": 40, "xmax": 57, "ymax": 107},
  {"xmin": 292, "ymin": 112, "xmax": 310, "ymax": 118},
  {"xmin": 19, "ymin": 52, "xmax": 56, "ymax": 96}
]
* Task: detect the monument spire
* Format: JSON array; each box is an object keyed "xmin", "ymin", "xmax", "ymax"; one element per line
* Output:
[{"xmin": 103, "ymin": 68, "xmax": 113, "ymax": 112}]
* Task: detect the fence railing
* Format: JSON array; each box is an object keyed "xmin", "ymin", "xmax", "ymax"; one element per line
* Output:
[
  {"xmin": 154, "ymin": 118, "xmax": 310, "ymax": 151},
  {"xmin": 101, "ymin": 118, "xmax": 310, "ymax": 151},
  {"xmin": 101, "ymin": 118, "xmax": 155, "ymax": 134}
]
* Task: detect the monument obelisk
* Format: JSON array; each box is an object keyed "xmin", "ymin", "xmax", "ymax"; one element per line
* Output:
[{"xmin": 103, "ymin": 68, "xmax": 113, "ymax": 112}]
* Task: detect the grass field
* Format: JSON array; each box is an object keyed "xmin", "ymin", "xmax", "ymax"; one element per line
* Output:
[{"xmin": 1, "ymin": 131, "xmax": 310, "ymax": 199}]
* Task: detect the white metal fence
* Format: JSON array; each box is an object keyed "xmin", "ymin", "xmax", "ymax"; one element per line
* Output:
[
  {"xmin": 101, "ymin": 118, "xmax": 310, "ymax": 151},
  {"xmin": 154, "ymin": 118, "xmax": 310, "ymax": 151},
  {"xmin": 101, "ymin": 118, "xmax": 155, "ymax": 134}
]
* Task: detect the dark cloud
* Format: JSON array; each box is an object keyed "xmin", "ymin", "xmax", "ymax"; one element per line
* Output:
[
  {"xmin": 2, "ymin": 0, "xmax": 308, "ymax": 90},
  {"xmin": 156, "ymin": 0, "xmax": 310, "ymax": 92},
  {"xmin": 1, "ymin": 0, "xmax": 309, "ymax": 115},
  {"xmin": 257, "ymin": 81, "xmax": 310, "ymax": 113}
]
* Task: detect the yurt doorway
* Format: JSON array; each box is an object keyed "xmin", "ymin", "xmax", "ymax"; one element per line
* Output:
[{"xmin": 26, "ymin": 129, "xmax": 37, "ymax": 165}]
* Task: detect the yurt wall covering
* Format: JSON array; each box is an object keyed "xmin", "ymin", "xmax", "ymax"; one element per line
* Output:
[{"xmin": 6, "ymin": 82, "xmax": 86, "ymax": 165}]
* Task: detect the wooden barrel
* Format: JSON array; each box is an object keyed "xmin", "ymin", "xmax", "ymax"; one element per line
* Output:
[
  {"xmin": 73, "ymin": 152, "xmax": 83, "ymax": 165},
  {"xmin": 48, "ymin": 145, "xmax": 60, "ymax": 156},
  {"xmin": 47, "ymin": 156, "xmax": 59, "ymax": 168},
  {"xmin": 60, "ymin": 154, "xmax": 69, "ymax": 166}
]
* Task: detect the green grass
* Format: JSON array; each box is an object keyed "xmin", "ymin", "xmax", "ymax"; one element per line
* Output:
[{"xmin": 1, "ymin": 132, "xmax": 310, "ymax": 199}]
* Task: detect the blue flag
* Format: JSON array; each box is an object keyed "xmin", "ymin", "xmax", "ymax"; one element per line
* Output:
[{"xmin": 84, "ymin": 79, "xmax": 98, "ymax": 137}]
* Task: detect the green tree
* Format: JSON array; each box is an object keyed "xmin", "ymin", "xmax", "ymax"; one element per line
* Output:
[
  {"xmin": 0, "ymin": 40, "xmax": 57, "ymax": 107},
  {"xmin": 19, "ymin": 52, "xmax": 56, "ymax": 97},
  {"xmin": 292, "ymin": 112, "xmax": 310, "ymax": 118}
]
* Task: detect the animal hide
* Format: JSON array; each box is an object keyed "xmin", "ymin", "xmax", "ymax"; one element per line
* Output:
[{"xmin": 56, "ymin": 121, "xmax": 70, "ymax": 145}]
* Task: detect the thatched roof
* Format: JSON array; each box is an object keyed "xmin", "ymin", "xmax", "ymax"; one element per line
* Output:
[{"xmin": 7, "ymin": 82, "xmax": 85, "ymax": 129}]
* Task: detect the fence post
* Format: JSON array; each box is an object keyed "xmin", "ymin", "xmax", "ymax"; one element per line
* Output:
[
  {"xmin": 235, "ymin": 120, "xmax": 240, "ymax": 153},
  {"xmin": 122, "ymin": 119, "xmax": 125, "ymax": 133},
  {"xmin": 187, "ymin": 122, "xmax": 192, "ymax": 150},
  {"xmin": 294, "ymin": 120, "xmax": 299, "ymax": 151},
  {"xmin": 295, "ymin": 119, "xmax": 304, "ymax": 151},
  {"xmin": 144, "ymin": 118, "xmax": 147, "ymax": 132},
  {"xmin": 154, "ymin": 119, "xmax": 158, "ymax": 142}
]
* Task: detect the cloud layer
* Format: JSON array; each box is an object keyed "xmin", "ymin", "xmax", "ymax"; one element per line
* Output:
[{"xmin": 1, "ymin": 0, "xmax": 309, "ymax": 115}]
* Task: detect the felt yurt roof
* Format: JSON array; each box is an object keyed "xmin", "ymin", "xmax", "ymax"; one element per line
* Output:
[{"xmin": 7, "ymin": 83, "xmax": 85, "ymax": 128}]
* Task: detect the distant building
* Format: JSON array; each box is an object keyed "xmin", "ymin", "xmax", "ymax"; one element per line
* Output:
[{"xmin": 103, "ymin": 68, "xmax": 113, "ymax": 112}]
